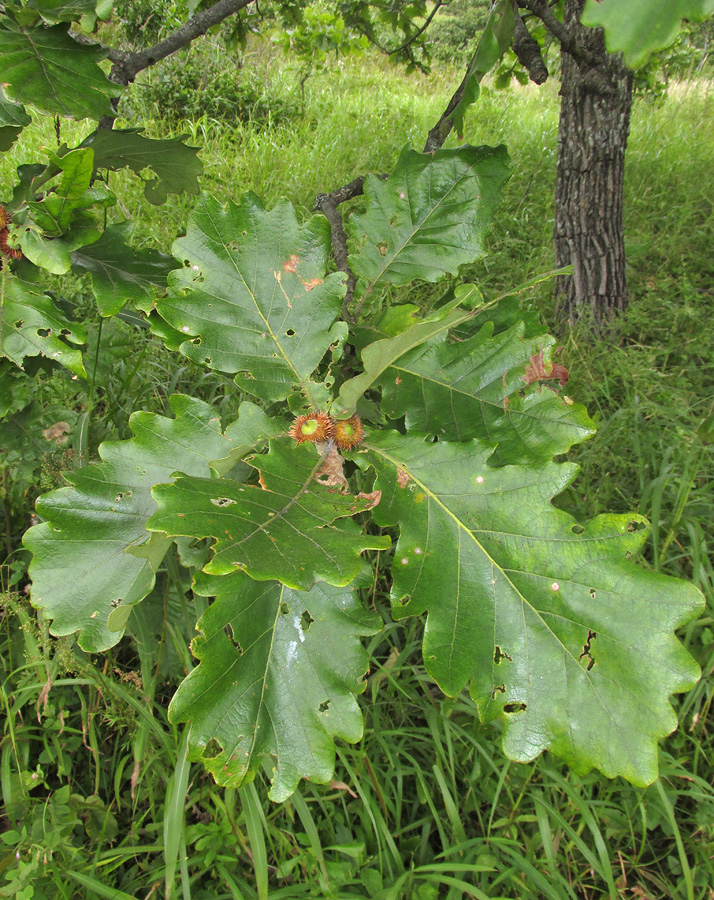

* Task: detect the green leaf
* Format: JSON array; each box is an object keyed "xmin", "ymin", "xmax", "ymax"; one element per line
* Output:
[
  {"xmin": 0, "ymin": 86, "xmax": 31, "ymax": 152},
  {"xmin": 70, "ymin": 222, "xmax": 176, "ymax": 316},
  {"xmin": 156, "ymin": 192, "xmax": 347, "ymax": 404},
  {"xmin": 26, "ymin": 148, "xmax": 114, "ymax": 237},
  {"xmin": 12, "ymin": 147, "xmax": 115, "ymax": 276},
  {"xmin": 0, "ymin": 276, "xmax": 86, "ymax": 375},
  {"xmin": 0, "ymin": 361, "xmax": 34, "ymax": 417},
  {"xmin": 148, "ymin": 437, "xmax": 390, "ymax": 587},
  {"xmin": 217, "ymin": 401, "xmax": 286, "ymax": 476},
  {"xmin": 348, "ymin": 145, "xmax": 509, "ymax": 297},
  {"xmin": 80, "ymin": 128, "xmax": 203, "ymax": 205},
  {"xmin": 377, "ymin": 320, "xmax": 595, "ymax": 466},
  {"xmin": 24, "ymin": 395, "xmax": 257, "ymax": 652},
  {"xmin": 170, "ymin": 571, "xmax": 379, "ymax": 801},
  {"xmin": 10, "ymin": 162, "xmax": 47, "ymax": 206},
  {"xmin": 362, "ymin": 431, "xmax": 704, "ymax": 786},
  {"xmin": 0, "ymin": 22, "xmax": 122, "ymax": 119},
  {"xmin": 451, "ymin": 0, "xmax": 515, "ymax": 137},
  {"xmin": 336, "ymin": 307, "xmax": 473, "ymax": 417},
  {"xmin": 582, "ymin": 0, "xmax": 714, "ymax": 68}
]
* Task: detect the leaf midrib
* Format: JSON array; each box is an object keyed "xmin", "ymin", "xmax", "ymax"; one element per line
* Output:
[{"xmin": 367, "ymin": 441, "xmax": 612, "ymax": 702}]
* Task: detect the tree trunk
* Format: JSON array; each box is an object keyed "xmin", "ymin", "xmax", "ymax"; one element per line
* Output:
[{"xmin": 554, "ymin": 0, "xmax": 633, "ymax": 330}]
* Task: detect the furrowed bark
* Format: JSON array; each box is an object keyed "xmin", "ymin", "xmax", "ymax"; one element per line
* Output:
[{"xmin": 553, "ymin": 0, "xmax": 633, "ymax": 329}]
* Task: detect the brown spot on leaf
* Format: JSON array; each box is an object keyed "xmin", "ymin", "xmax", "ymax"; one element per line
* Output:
[
  {"xmin": 397, "ymin": 468, "xmax": 411, "ymax": 489},
  {"xmin": 283, "ymin": 254, "xmax": 300, "ymax": 274},
  {"xmin": 315, "ymin": 443, "xmax": 349, "ymax": 490},
  {"xmin": 282, "ymin": 254, "xmax": 322, "ymax": 292},
  {"xmin": 356, "ymin": 490, "xmax": 381, "ymax": 510},
  {"xmin": 42, "ymin": 421, "xmax": 70, "ymax": 445},
  {"xmin": 522, "ymin": 349, "xmax": 569, "ymax": 387},
  {"xmin": 395, "ymin": 376, "xmax": 402, "ymax": 385}
]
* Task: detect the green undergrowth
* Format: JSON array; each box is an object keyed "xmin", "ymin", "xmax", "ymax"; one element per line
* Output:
[
  {"xmin": 2, "ymin": 592, "xmax": 713, "ymax": 899},
  {"xmin": 1, "ymin": 49, "xmax": 713, "ymax": 899}
]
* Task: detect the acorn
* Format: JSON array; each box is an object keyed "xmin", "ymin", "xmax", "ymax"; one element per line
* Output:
[
  {"xmin": 289, "ymin": 412, "xmax": 334, "ymax": 444},
  {"xmin": 333, "ymin": 415, "xmax": 365, "ymax": 450},
  {"xmin": 0, "ymin": 228, "xmax": 22, "ymax": 260},
  {"xmin": 0, "ymin": 206, "xmax": 22, "ymax": 261}
]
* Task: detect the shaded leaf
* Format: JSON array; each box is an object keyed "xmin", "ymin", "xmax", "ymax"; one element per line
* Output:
[
  {"xmin": 0, "ymin": 361, "xmax": 35, "ymax": 417},
  {"xmin": 0, "ymin": 276, "xmax": 86, "ymax": 375},
  {"xmin": 10, "ymin": 163, "xmax": 46, "ymax": 207},
  {"xmin": 148, "ymin": 437, "xmax": 390, "ymax": 587},
  {"xmin": 0, "ymin": 86, "xmax": 31, "ymax": 152},
  {"xmin": 170, "ymin": 571, "xmax": 379, "ymax": 801},
  {"xmin": 71, "ymin": 222, "xmax": 176, "ymax": 316},
  {"xmin": 27, "ymin": 0, "xmax": 106, "ymax": 29},
  {"xmin": 582, "ymin": 0, "xmax": 714, "ymax": 68},
  {"xmin": 156, "ymin": 192, "xmax": 347, "ymax": 404},
  {"xmin": 80, "ymin": 128, "xmax": 203, "ymax": 205},
  {"xmin": 24, "ymin": 396, "xmax": 264, "ymax": 652},
  {"xmin": 378, "ymin": 320, "xmax": 595, "ymax": 466},
  {"xmin": 20, "ymin": 213, "xmax": 101, "ymax": 273},
  {"xmin": 348, "ymin": 145, "xmax": 509, "ymax": 296},
  {"xmin": 362, "ymin": 431, "xmax": 704, "ymax": 785},
  {"xmin": 451, "ymin": 0, "xmax": 514, "ymax": 137},
  {"xmin": 0, "ymin": 22, "xmax": 121, "ymax": 119}
]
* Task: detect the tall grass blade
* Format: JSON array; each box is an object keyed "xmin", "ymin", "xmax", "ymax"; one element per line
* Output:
[
  {"xmin": 164, "ymin": 727, "xmax": 191, "ymax": 900},
  {"xmin": 654, "ymin": 778, "xmax": 695, "ymax": 900},
  {"xmin": 241, "ymin": 781, "xmax": 269, "ymax": 900},
  {"xmin": 67, "ymin": 870, "xmax": 140, "ymax": 900}
]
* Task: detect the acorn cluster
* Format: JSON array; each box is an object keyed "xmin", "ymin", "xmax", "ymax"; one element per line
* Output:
[
  {"xmin": 0, "ymin": 205, "xmax": 23, "ymax": 263},
  {"xmin": 289, "ymin": 412, "xmax": 365, "ymax": 450}
]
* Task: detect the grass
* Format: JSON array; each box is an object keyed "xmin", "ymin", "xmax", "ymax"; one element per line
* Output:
[{"xmin": 1, "ymin": 40, "xmax": 714, "ymax": 900}]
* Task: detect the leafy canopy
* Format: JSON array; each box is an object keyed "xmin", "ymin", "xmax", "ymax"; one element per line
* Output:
[{"xmin": 23, "ymin": 144, "xmax": 704, "ymax": 794}]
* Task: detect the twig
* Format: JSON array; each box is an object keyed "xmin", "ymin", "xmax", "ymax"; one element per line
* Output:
[
  {"xmin": 517, "ymin": 0, "xmax": 596, "ymax": 67},
  {"xmin": 386, "ymin": 0, "xmax": 445, "ymax": 56},
  {"xmin": 345, "ymin": 1, "xmax": 442, "ymax": 71},
  {"xmin": 518, "ymin": 0, "xmax": 614, "ymax": 94},
  {"xmin": 422, "ymin": 62, "xmax": 472, "ymax": 153},
  {"xmin": 512, "ymin": 1, "xmax": 548, "ymax": 84},
  {"xmin": 99, "ymin": 0, "xmax": 254, "ymax": 127},
  {"xmin": 313, "ymin": 193, "xmax": 357, "ymax": 321},
  {"xmin": 107, "ymin": 0, "xmax": 255, "ymax": 87}
]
